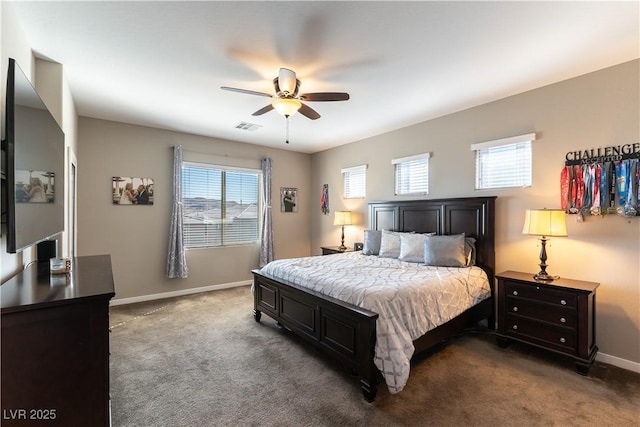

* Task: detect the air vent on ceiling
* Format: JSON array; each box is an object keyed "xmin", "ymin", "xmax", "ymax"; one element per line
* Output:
[{"xmin": 235, "ymin": 122, "xmax": 262, "ymax": 131}]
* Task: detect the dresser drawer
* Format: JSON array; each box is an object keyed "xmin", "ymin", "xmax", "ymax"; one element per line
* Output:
[
  {"xmin": 505, "ymin": 281, "xmax": 576, "ymax": 308},
  {"xmin": 505, "ymin": 315, "xmax": 575, "ymax": 354},
  {"xmin": 506, "ymin": 297, "xmax": 576, "ymax": 328}
]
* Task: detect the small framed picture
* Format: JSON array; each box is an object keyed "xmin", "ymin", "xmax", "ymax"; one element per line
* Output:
[
  {"xmin": 280, "ymin": 187, "xmax": 298, "ymax": 213},
  {"xmin": 113, "ymin": 176, "xmax": 154, "ymax": 205}
]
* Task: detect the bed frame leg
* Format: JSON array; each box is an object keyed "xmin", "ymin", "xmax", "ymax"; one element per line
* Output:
[
  {"xmin": 253, "ymin": 309, "xmax": 261, "ymax": 322},
  {"xmin": 360, "ymin": 357, "xmax": 378, "ymax": 402},
  {"xmin": 360, "ymin": 379, "xmax": 377, "ymax": 403}
]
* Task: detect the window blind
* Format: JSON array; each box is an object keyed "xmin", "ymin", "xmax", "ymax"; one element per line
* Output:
[
  {"xmin": 392, "ymin": 153, "xmax": 430, "ymax": 195},
  {"xmin": 472, "ymin": 134, "xmax": 535, "ymax": 190},
  {"xmin": 182, "ymin": 162, "xmax": 261, "ymax": 248},
  {"xmin": 341, "ymin": 164, "xmax": 367, "ymax": 198}
]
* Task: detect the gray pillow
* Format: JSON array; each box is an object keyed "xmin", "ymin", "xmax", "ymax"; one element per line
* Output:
[
  {"xmin": 464, "ymin": 237, "xmax": 476, "ymax": 266},
  {"xmin": 424, "ymin": 234, "xmax": 467, "ymax": 267},
  {"xmin": 399, "ymin": 233, "xmax": 427, "ymax": 263},
  {"xmin": 362, "ymin": 230, "xmax": 382, "ymax": 255}
]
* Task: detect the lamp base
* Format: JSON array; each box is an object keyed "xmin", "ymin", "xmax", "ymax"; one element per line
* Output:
[
  {"xmin": 338, "ymin": 224, "xmax": 347, "ymax": 252},
  {"xmin": 533, "ymin": 236, "xmax": 559, "ymax": 281},
  {"xmin": 533, "ymin": 271, "xmax": 559, "ymax": 281}
]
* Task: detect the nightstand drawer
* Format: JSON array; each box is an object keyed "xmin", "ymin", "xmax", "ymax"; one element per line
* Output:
[
  {"xmin": 505, "ymin": 315, "xmax": 575, "ymax": 353},
  {"xmin": 506, "ymin": 297, "xmax": 576, "ymax": 328},
  {"xmin": 505, "ymin": 281, "xmax": 576, "ymax": 308}
]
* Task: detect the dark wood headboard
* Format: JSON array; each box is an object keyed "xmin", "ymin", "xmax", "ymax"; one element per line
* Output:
[{"xmin": 368, "ymin": 197, "xmax": 497, "ymax": 284}]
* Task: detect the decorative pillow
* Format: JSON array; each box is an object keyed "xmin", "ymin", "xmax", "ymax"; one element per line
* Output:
[
  {"xmin": 424, "ymin": 233, "xmax": 467, "ymax": 267},
  {"xmin": 399, "ymin": 233, "xmax": 427, "ymax": 263},
  {"xmin": 362, "ymin": 230, "xmax": 382, "ymax": 255},
  {"xmin": 379, "ymin": 230, "xmax": 402, "ymax": 258},
  {"xmin": 464, "ymin": 237, "xmax": 476, "ymax": 266}
]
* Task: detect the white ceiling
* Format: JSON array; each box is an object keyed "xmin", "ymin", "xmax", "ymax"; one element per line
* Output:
[{"xmin": 9, "ymin": 1, "xmax": 639, "ymax": 154}]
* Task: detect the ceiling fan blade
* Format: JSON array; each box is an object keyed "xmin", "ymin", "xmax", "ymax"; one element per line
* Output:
[
  {"xmin": 299, "ymin": 92, "xmax": 350, "ymax": 102},
  {"xmin": 252, "ymin": 104, "xmax": 274, "ymax": 116},
  {"xmin": 298, "ymin": 103, "xmax": 321, "ymax": 120},
  {"xmin": 221, "ymin": 86, "xmax": 273, "ymax": 98},
  {"xmin": 278, "ymin": 68, "xmax": 298, "ymax": 94}
]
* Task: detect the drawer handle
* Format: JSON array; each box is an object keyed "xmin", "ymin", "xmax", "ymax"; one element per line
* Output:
[
  {"xmin": 513, "ymin": 306, "xmax": 518, "ymax": 312},
  {"xmin": 560, "ymin": 299, "xmax": 567, "ymax": 305},
  {"xmin": 560, "ymin": 337, "xmax": 566, "ymax": 343},
  {"xmin": 512, "ymin": 290, "xmax": 519, "ymax": 296},
  {"xmin": 512, "ymin": 325, "xmax": 518, "ymax": 330},
  {"xmin": 560, "ymin": 317, "xmax": 566, "ymax": 323}
]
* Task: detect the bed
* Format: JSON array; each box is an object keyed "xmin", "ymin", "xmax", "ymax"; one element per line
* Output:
[{"xmin": 252, "ymin": 197, "xmax": 496, "ymax": 401}]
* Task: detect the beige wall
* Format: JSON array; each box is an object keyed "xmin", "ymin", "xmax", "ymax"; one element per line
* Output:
[
  {"xmin": 311, "ymin": 60, "xmax": 640, "ymax": 365},
  {"xmin": 77, "ymin": 118, "xmax": 311, "ymax": 300}
]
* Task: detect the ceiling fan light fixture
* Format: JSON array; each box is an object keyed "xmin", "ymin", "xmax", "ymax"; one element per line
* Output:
[
  {"xmin": 272, "ymin": 98, "xmax": 301, "ymax": 117},
  {"xmin": 278, "ymin": 68, "xmax": 298, "ymax": 94}
]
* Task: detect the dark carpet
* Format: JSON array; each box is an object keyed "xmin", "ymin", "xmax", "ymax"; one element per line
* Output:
[{"xmin": 109, "ymin": 286, "xmax": 639, "ymax": 426}]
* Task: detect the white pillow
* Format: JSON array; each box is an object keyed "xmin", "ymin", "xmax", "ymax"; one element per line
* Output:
[{"xmin": 378, "ymin": 230, "xmax": 402, "ymax": 258}]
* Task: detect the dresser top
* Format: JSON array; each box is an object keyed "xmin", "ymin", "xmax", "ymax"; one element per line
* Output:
[
  {"xmin": 1, "ymin": 254, "xmax": 115, "ymax": 313},
  {"xmin": 497, "ymin": 270, "xmax": 600, "ymax": 293}
]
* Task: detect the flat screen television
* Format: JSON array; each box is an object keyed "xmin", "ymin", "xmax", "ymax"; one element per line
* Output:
[{"xmin": 1, "ymin": 58, "xmax": 65, "ymax": 253}]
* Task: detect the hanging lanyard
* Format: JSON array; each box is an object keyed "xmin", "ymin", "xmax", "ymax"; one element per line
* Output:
[
  {"xmin": 591, "ymin": 164, "xmax": 601, "ymax": 216},
  {"xmin": 623, "ymin": 159, "xmax": 638, "ymax": 217},
  {"xmin": 560, "ymin": 166, "xmax": 571, "ymax": 212},
  {"xmin": 615, "ymin": 161, "xmax": 628, "ymax": 215},
  {"xmin": 575, "ymin": 165, "xmax": 585, "ymax": 210}
]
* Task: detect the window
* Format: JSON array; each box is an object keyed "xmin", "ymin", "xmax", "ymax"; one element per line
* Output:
[
  {"xmin": 342, "ymin": 164, "xmax": 367, "ymax": 198},
  {"xmin": 392, "ymin": 153, "xmax": 430, "ymax": 195},
  {"xmin": 182, "ymin": 162, "xmax": 261, "ymax": 248},
  {"xmin": 472, "ymin": 133, "xmax": 535, "ymax": 190}
]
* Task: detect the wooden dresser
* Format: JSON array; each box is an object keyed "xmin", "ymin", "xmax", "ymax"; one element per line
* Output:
[
  {"xmin": 1, "ymin": 255, "xmax": 115, "ymax": 426},
  {"xmin": 496, "ymin": 270, "xmax": 599, "ymax": 374}
]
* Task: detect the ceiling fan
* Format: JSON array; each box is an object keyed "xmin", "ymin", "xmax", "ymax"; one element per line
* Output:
[{"xmin": 221, "ymin": 68, "xmax": 349, "ymax": 120}]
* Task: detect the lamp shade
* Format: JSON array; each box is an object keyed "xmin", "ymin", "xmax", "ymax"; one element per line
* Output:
[
  {"xmin": 272, "ymin": 98, "xmax": 301, "ymax": 117},
  {"xmin": 333, "ymin": 211, "xmax": 352, "ymax": 226},
  {"xmin": 522, "ymin": 209, "xmax": 568, "ymax": 237}
]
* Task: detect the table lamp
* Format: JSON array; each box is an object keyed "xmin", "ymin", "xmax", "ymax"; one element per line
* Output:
[
  {"xmin": 522, "ymin": 208, "xmax": 568, "ymax": 281},
  {"xmin": 333, "ymin": 211, "xmax": 352, "ymax": 250}
]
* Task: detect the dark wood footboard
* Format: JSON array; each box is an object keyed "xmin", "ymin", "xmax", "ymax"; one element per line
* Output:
[{"xmin": 253, "ymin": 270, "xmax": 380, "ymax": 401}]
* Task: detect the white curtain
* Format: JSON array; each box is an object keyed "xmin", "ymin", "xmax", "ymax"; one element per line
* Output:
[
  {"xmin": 259, "ymin": 157, "xmax": 274, "ymax": 267},
  {"xmin": 166, "ymin": 145, "xmax": 188, "ymax": 278}
]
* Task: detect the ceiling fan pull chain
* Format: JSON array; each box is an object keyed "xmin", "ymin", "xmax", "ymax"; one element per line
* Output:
[{"xmin": 285, "ymin": 116, "xmax": 290, "ymax": 144}]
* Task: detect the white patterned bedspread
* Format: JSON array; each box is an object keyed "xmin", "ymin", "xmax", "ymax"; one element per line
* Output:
[{"xmin": 258, "ymin": 251, "xmax": 491, "ymax": 394}]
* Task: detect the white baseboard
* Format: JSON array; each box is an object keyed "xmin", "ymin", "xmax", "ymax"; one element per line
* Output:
[
  {"xmin": 109, "ymin": 280, "xmax": 252, "ymax": 306},
  {"xmin": 596, "ymin": 352, "xmax": 640, "ymax": 373}
]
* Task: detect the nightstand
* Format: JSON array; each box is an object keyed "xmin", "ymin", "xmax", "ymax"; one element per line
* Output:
[
  {"xmin": 321, "ymin": 246, "xmax": 355, "ymax": 255},
  {"xmin": 496, "ymin": 270, "xmax": 599, "ymax": 375}
]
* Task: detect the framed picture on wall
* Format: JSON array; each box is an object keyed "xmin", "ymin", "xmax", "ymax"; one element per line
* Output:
[
  {"xmin": 113, "ymin": 176, "xmax": 154, "ymax": 205},
  {"xmin": 280, "ymin": 187, "xmax": 298, "ymax": 213}
]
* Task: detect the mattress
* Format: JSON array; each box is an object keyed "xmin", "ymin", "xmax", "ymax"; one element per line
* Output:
[{"xmin": 258, "ymin": 251, "xmax": 491, "ymax": 393}]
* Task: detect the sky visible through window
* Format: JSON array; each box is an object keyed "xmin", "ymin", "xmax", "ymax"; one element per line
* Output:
[{"xmin": 182, "ymin": 166, "xmax": 258, "ymax": 204}]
